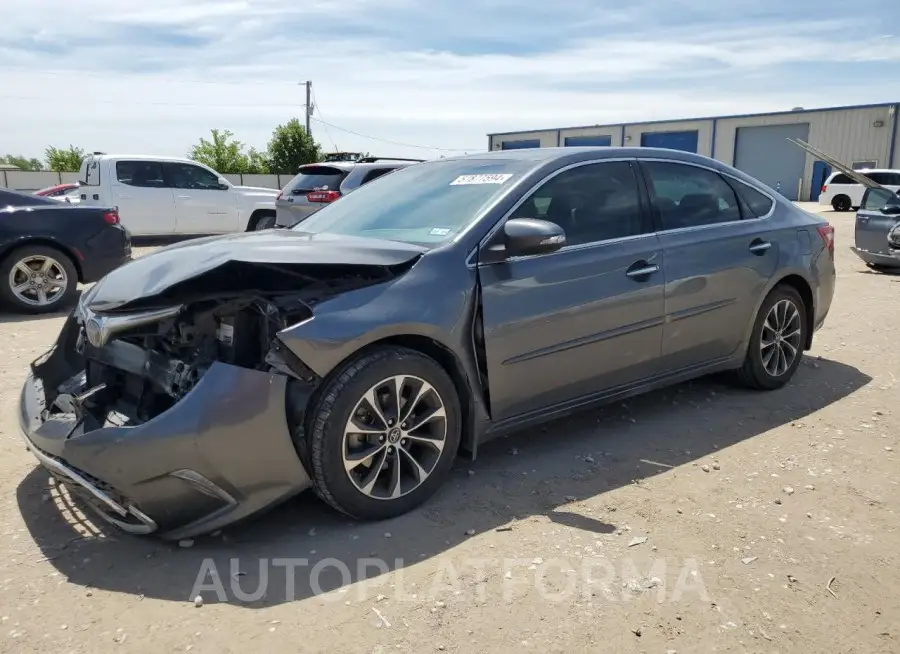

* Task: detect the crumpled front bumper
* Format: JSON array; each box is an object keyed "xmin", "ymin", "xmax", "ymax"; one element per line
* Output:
[{"xmin": 18, "ymin": 317, "xmax": 314, "ymax": 540}]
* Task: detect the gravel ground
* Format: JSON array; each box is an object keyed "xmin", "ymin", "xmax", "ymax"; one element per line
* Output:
[{"xmin": 0, "ymin": 205, "xmax": 897, "ymax": 653}]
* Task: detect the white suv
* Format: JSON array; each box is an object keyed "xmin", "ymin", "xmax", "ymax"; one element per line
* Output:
[{"xmin": 819, "ymin": 169, "xmax": 900, "ymax": 212}]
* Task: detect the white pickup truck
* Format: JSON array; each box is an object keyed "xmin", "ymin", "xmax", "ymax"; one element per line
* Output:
[{"xmin": 76, "ymin": 154, "xmax": 279, "ymax": 235}]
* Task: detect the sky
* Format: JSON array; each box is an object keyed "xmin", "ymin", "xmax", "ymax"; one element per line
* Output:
[{"xmin": 1, "ymin": 0, "xmax": 899, "ymax": 161}]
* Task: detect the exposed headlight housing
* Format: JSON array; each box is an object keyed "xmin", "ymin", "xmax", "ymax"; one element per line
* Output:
[
  {"xmin": 888, "ymin": 223, "xmax": 900, "ymax": 248},
  {"xmin": 80, "ymin": 305, "xmax": 184, "ymax": 349}
]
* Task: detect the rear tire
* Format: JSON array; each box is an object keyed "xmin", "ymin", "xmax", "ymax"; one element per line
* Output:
[
  {"xmin": 304, "ymin": 346, "xmax": 461, "ymax": 520},
  {"xmin": 831, "ymin": 195, "xmax": 851, "ymax": 212},
  {"xmin": 735, "ymin": 285, "xmax": 808, "ymax": 391},
  {"xmin": 0, "ymin": 245, "xmax": 78, "ymax": 314}
]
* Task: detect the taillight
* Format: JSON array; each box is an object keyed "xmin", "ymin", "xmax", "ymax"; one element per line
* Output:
[
  {"xmin": 103, "ymin": 209, "xmax": 120, "ymax": 225},
  {"xmin": 307, "ymin": 190, "xmax": 341, "ymax": 203},
  {"xmin": 821, "ymin": 184, "xmax": 827, "ymax": 194},
  {"xmin": 817, "ymin": 223, "xmax": 834, "ymax": 256}
]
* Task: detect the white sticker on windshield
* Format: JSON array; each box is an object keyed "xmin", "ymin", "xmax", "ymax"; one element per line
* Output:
[
  {"xmin": 429, "ymin": 227, "xmax": 451, "ymax": 236},
  {"xmin": 450, "ymin": 173, "xmax": 513, "ymax": 186}
]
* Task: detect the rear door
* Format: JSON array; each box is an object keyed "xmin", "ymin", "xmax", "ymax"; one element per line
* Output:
[
  {"xmin": 855, "ymin": 188, "xmax": 900, "ymax": 258},
  {"xmin": 639, "ymin": 159, "xmax": 779, "ymax": 371},
  {"xmin": 109, "ymin": 160, "xmax": 175, "ymax": 235},
  {"xmin": 164, "ymin": 162, "xmax": 239, "ymax": 233},
  {"xmin": 478, "ymin": 159, "xmax": 666, "ymax": 421},
  {"xmin": 276, "ymin": 165, "xmax": 348, "ymax": 226}
]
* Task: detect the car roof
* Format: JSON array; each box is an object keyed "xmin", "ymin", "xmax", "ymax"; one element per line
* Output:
[
  {"xmin": 88, "ymin": 154, "xmax": 200, "ymax": 165},
  {"xmin": 828, "ymin": 168, "xmax": 900, "ymax": 176}
]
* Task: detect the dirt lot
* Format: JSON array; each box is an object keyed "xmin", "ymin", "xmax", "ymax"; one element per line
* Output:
[{"xmin": 0, "ymin": 204, "xmax": 897, "ymax": 653}]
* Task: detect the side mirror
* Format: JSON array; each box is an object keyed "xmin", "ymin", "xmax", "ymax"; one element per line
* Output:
[
  {"xmin": 217, "ymin": 177, "xmax": 230, "ymax": 190},
  {"xmin": 882, "ymin": 204, "xmax": 900, "ymax": 215},
  {"xmin": 504, "ymin": 218, "xmax": 566, "ymax": 257}
]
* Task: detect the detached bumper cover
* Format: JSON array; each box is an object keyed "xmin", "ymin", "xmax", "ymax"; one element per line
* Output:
[{"xmin": 19, "ymin": 333, "xmax": 314, "ymax": 540}]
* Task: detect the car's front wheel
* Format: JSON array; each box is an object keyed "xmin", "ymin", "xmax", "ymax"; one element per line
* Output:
[
  {"xmin": 304, "ymin": 347, "xmax": 461, "ymax": 520},
  {"xmin": 735, "ymin": 285, "xmax": 808, "ymax": 390}
]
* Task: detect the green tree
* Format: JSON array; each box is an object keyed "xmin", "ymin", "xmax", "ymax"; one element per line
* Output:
[
  {"xmin": 246, "ymin": 147, "xmax": 270, "ymax": 174},
  {"xmin": 0, "ymin": 154, "xmax": 44, "ymax": 171},
  {"xmin": 267, "ymin": 118, "xmax": 321, "ymax": 174},
  {"xmin": 44, "ymin": 145, "xmax": 86, "ymax": 172},
  {"xmin": 188, "ymin": 129, "xmax": 253, "ymax": 174}
]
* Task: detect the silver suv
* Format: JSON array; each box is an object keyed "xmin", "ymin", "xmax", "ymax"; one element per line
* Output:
[{"xmin": 274, "ymin": 157, "xmax": 422, "ymax": 227}]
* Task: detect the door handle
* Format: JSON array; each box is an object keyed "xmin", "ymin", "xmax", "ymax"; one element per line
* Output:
[
  {"xmin": 626, "ymin": 262, "xmax": 659, "ymax": 279},
  {"xmin": 287, "ymin": 198, "xmax": 294, "ymax": 203},
  {"xmin": 858, "ymin": 217, "xmax": 869, "ymax": 223},
  {"xmin": 749, "ymin": 239, "xmax": 772, "ymax": 254}
]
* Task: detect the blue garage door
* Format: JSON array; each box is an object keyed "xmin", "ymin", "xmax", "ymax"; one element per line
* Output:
[
  {"xmin": 501, "ymin": 139, "xmax": 541, "ymax": 150},
  {"xmin": 564, "ymin": 135, "xmax": 612, "ymax": 147},
  {"xmin": 640, "ymin": 131, "xmax": 699, "ymax": 153},
  {"xmin": 734, "ymin": 123, "xmax": 810, "ymax": 200}
]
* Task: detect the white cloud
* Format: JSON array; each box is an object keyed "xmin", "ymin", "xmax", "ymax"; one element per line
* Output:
[{"xmin": 0, "ymin": 1, "xmax": 898, "ymax": 160}]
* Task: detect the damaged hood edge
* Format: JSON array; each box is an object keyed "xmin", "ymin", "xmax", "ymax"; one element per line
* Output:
[{"xmin": 85, "ymin": 230, "xmax": 427, "ymax": 311}]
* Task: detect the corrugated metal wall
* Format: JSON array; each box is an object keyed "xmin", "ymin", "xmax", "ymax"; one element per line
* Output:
[{"xmin": 488, "ymin": 104, "xmax": 898, "ymax": 200}]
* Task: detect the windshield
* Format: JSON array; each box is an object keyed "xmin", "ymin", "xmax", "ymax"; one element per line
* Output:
[{"xmin": 292, "ymin": 158, "xmax": 535, "ymax": 246}]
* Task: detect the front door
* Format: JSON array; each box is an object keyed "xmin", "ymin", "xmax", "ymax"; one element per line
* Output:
[
  {"xmin": 478, "ymin": 160, "xmax": 666, "ymax": 422},
  {"xmin": 109, "ymin": 160, "xmax": 175, "ymax": 235},
  {"xmin": 164, "ymin": 162, "xmax": 239, "ymax": 233},
  {"xmin": 638, "ymin": 160, "xmax": 779, "ymax": 370}
]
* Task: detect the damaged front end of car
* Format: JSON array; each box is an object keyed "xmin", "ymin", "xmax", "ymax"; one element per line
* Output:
[{"xmin": 19, "ymin": 257, "xmax": 414, "ymax": 540}]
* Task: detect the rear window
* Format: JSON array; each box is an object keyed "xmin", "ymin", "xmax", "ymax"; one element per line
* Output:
[
  {"xmin": 285, "ymin": 166, "xmax": 347, "ymax": 193},
  {"xmin": 81, "ymin": 157, "xmax": 100, "ymax": 186},
  {"xmin": 293, "ymin": 159, "xmax": 536, "ymax": 246},
  {"xmin": 0, "ymin": 188, "xmax": 57, "ymax": 207}
]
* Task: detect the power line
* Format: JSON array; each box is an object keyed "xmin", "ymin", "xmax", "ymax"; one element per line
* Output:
[
  {"xmin": 310, "ymin": 86, "xmax": 339, "ymax": 152},
  {"xmin": 308, "ymin": 116, "xmax": 479, "ymax": 152}
]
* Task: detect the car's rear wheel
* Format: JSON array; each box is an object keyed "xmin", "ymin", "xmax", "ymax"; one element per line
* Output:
[
  {"xmin": 0, "ymin": 245, "xmax": 78, "ymax": 314},
  {"xmin": 735, "ymin": 285, "xmax": 808, "ymax": 390},
  {"xmin": 305, "ymin": 346, "xmax": 461, "ymax": 520},
  {"xmin": 831, "ymin": 195, "xmax": 852, "ymax": 212}
]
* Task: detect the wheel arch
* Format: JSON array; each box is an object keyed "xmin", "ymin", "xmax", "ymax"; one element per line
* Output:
[
  {"xmin": 0, "ymin": 237, "xmax": 84, "ymax": 282},
  {"xmin": 246, "ymin": 208, "xmax": 276, "ymax": 231}
]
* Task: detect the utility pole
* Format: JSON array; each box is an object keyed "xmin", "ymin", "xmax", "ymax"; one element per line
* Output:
[{"xmin": 301, "ymin": 80, "xmax": 312, "ymax": 135}]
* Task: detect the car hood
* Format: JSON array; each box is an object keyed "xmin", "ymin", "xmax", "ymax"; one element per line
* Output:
[{"xmin": 84, "ymin": 230, "xmax": 427, "ymax": 311}]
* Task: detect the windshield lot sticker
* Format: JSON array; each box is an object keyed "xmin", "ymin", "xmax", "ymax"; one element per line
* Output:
[
  {"xmin": 429, "ymin": 227, "xmax": 452, "ymax": 236},
  {"xmin": 450, "ymin": 173, "xmax": 513, "ymax": 185}
]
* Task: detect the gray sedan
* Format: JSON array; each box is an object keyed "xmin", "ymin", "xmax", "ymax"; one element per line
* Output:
[{"xmin": 19, "ymin": 147, "xmax": 836, "ymax": 539}]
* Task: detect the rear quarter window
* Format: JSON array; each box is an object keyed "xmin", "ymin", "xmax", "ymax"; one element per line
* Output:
[
  {"xmin": 731, "ymin": 180, "xmax": 774, "ymax": 217},
  {"xmin": 830, "ymin": 174, "xmax": 855, "ymax": 185}
]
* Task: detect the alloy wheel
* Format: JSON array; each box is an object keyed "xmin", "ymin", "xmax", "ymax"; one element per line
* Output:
[
  {"xmin": 342, "ymin": 375, "xmax": 447, "ymax": 500},
  {"xmin": 8, "ymin": 255, "xmax": 68, "ymax": 307},
  {"xmin": 760, "ymin": 299, "xmax": 802, "ymax": 377}
]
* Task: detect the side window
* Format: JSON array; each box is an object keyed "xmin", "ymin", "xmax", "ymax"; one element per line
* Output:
[
  {"xmin": 166, "ymin": 163, "xmax": 221, "ymax": 190},
  {"xmin": 361, "ymin": 168, "xmax": 395, "ymax": 185},
  {"xmin": 116, "ymin": 161, "xmax": 165, "ymax": 188},
  {"xmin": 885, "ymin": 173, "xmax": 900, "ymax": 186},
  {"xmin": 511, "ymin": 161, "xmax": 645, "ymax": 246},
  {"xmin": 642, "ymin": 161, "xmax": 742, "ymax": 229},
  {"xmin": 831, "ymin": 173, "xmax": 854, "ymax": 185},
  {"xmin": 730, "ymin": 179, "xmax": 774, "ymax": 218},
  {"xmin": 861, "ymin": 188, "xmax": 896, "ymax": 211},
  {"xmin": 867, "ymin": 172, "xmax": 889, "ymax": 185}
]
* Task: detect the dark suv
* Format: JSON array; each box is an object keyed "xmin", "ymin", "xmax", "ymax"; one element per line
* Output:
[{"xmin": 274, "ymin": 157, "xmax": 422, "ymax": 227}]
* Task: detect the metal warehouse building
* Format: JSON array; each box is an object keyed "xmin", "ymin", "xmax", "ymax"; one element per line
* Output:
[{"xmin": 488, "ymin": 102, "xmax": 900, "ymax": 201}]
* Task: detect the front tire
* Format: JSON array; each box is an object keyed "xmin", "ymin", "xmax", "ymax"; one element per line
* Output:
[
  {"xmin": 249, "ymin": 211, "xmax": 276, "ymax": 231},
  {"xmin": 735, "ymin": 285, "xmax": 808, "ymax": 390},
  {"xmin": 304, "ymin": 347, "xmax": 461, "ymax": 520},
  {"xmin": 0, "ymin": 245, "xmax": 78, "ymax": 314}
]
